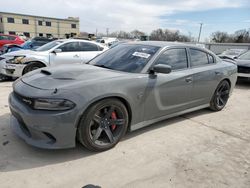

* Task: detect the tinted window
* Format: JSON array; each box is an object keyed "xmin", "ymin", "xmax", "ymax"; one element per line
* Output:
[
  {"xmin": 79, "ymin": 42, "xmax": 99, "ymax": 51},
  {"xmin": 89, "ymin": 44, "xmax": 160, "ymax": 73},
  {"xmin": 190, "ymin": 49, "xmax": 209, "ymax": 67},
  {"xmin": 22, "ymin": 19, "xmax": 29, "ymax": 24},
  {"xmin": 155, "ymin": 48, "xmax": 188, "ymax": 70},
  {"xmin": 7, "ymin": 17, "xmax": 14, "ymax": 23},
  {"xmin": 46, "ymin": 21, "xmax": 51, "ymax": 26},
  {"xmin": 71, "ymin": 24, "xmax": 76, "ymax": 28},
  {"xmin": 38, "ymin": 21, "xmax": 43, "ymax": 26},
  {"xmin": 58, "ymin": 42, "xmax": 79, "ymax": 52},
  {"xmin": 208, "ymin": 54, "xmax": 215, "ymax": 64}
]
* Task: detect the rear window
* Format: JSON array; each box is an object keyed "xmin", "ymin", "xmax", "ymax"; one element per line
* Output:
[{"xmin": 190, "ymin": 49, "xmax": 215, "ymax": 67}]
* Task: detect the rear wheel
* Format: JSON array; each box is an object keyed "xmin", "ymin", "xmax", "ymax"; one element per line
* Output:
[
  {"xmin": 23, "ymin": 62, "xmax": 45, "ymax": 75},
  {"xmin": 210, "ymin": 80, "xmax": 230, "ymax": 111},
  {"xmin": 78, "ymin": 99, "xmax": 129, "ymax": 152}
]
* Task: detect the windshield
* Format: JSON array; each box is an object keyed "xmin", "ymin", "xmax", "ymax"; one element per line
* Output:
[
  {"xmin": 238, "ymin": 51, "xmax": 250, "ymax": 60},
  {"xmin": 89, "ymin": 44, "xmax": 160, "ymax": 73},
  {"xmin": 36, "ymin": 41, "xmax": 63, "ymax": 51}
]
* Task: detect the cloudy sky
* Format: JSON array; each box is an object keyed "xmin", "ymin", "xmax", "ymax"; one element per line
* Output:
[{"xmin": 1, "ymin": 0, "xmax": 250, "ymax": 41}]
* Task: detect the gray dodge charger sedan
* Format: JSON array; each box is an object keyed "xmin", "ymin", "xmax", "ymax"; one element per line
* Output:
[{"xmin": 9, "ymin": 41, "xmax": 237, "ymax": 151}]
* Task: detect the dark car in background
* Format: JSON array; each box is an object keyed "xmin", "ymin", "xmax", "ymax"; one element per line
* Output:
[
  {"xmin": 1, "ymin": 37, "xmax": 55, "ymax": 54},
  {"xmin": 0, "ymin": 34, "xmax": 25, "ymax": 49},
  {"xmin": 236, "ymin": 50, "xmax": 250, "ymax": 79}
]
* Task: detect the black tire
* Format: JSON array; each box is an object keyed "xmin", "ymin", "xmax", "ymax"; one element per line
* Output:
[
  {"xmin": 210, "ymin": 80, "xmax": 231, "ymax": 111},
  {"xmin": 77, "ymin": 99, "xmax": 129, "ymax": 152},
  {"xmin": 0, "ymin": 74, "xmax": 13, "ymax": 81},
  {"xmin": 22, "ymin": 62, "xmax": 45, "ymax": 75}
]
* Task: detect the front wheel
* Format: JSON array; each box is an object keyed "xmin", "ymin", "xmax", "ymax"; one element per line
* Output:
[
  {"xmin": 210, "ymin": 80, "xmax": 231, "ymax": 111},
  {"xmin": 77, "ymin": 99, "xmax": 129, "ymax": 152},
  {"xmin": 23, "ymin": 62, "xmax": 45, "ymax": 75}
]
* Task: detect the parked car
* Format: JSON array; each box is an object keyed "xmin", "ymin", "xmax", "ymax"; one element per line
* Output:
[
  {"xmin": 0, "ymin": 39, "xmax": 108, "ymax": 79},
  {"xmin": 219, "ymin": 49, "xmax": 247, "ymax": 60},
  {"xmin": 8, "ymin": 41, "xmax": 237, "ymax": 151},
  {"xmin": 235, "ymin": 50, "xmax": 250, "ymax": 79},
  {"xmin": 1, "ymin": 37, "xmax": 55, "ymax": 54},
  {"xmin": 0, "ymin": 34, "xmax": 25, "ymax": 49},
  {"xmin": 96, "ymin": 37, "xmax": 119, "ymax": 47}
]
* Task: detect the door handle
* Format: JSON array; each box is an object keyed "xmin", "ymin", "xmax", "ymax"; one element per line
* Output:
[
  {"xmin": 73, "ymin": 54, "xmax": 80, "ymax": 58},
  {"xmin": 185, "ymin": 77, "xmax": 193, "ymax": 83}
]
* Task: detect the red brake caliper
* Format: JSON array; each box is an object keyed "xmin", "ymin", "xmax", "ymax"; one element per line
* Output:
[{"xmin": 111, "ymin": 112, "xmax": 117, "ymax": 130}]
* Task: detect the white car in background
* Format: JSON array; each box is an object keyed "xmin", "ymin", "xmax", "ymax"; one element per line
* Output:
[{"xmin": 0, "ymin": 39, "xmax": 108, "ymax": 79}]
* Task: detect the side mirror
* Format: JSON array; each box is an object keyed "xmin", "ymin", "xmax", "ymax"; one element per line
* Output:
[
  {"xmin": 233, "ymin": 56, "xmax": 238, "ymax": 60},
  {"xmin": 52, "ymin": 48, "xmax": 62, "ymax": 54},
  {"xmin": 151, "ymin": 64, "xmax": 172, "ymax": 74}
]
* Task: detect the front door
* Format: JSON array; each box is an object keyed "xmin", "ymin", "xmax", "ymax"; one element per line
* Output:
[
  {"xmin": 49, "ymin": 42, "xmax": 82, "ymax": 66},
  {"xmin": 143, "ymin": 48, "xmax": 194, "ymax": 121}
]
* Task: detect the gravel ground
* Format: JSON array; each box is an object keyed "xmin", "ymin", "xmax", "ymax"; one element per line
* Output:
[{"xmin": 0, "ymin": 79, "xmax": 250, "ymax": 188}]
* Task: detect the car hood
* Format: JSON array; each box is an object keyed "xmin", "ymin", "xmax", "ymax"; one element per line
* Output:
[
  {"xmin": 21, "ymin": 64, "xmax": 131, "ymax": 90},
  {"xmin": 3, "ymin": 49, "xmax": 47, "ymax": 57},
  {"xmin": 236, "ymin": 59, "xmax": 250, "ymax": 67}
]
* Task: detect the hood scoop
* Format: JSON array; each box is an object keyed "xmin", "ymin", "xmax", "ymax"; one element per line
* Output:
[{"xmin": 41, "ymin": 69, "xmax": 52, "ymax": 75}]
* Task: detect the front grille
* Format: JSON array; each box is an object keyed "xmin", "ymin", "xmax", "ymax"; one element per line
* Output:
[
  {"xmin": 238, "ymin": 66, "xmax": 250, "ymax": 74},
  {"xmin": 13, "ymin": 91, "xmax": 34, "ymax": 108}
]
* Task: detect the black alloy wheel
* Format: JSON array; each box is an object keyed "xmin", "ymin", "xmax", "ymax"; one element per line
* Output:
[
  {"xmin": 78, "ymin": 99, "xmax": 128, "ymax": 151},
  {"xmin": 210, "ymin": 80, "xmax": 230, "ymax": 111}
]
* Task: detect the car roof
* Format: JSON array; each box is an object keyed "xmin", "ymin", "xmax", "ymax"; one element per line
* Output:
[
  {"xmin": 56, "ymin": 39, "xmax": 103, "ymax": 45},
  {"xmin": 125, "ymin": 41, "xmax": 200, "ymax": 48}
]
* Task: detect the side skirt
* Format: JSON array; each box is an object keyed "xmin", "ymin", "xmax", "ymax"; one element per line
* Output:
[{"xmin": 130, "ymin": 104, "xmax": 209, "ymax": 131}]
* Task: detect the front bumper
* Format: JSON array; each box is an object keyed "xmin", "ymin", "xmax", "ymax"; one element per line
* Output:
[
  {"xmin": 0, "ymin": 59, "xmax": 26, "ymax": 77},
  {"xmin": 9, "ymin": 91, "xmax": 78, "ymax": 149},
  {"xmin": 238, "ymin": 65, "xmax": 250, "ymax": 78}
]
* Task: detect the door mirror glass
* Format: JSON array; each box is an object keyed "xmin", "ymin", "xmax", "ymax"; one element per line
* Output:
[{"xmin": 152, "ymin": 64, "xmax": 172, "ymax": 74}]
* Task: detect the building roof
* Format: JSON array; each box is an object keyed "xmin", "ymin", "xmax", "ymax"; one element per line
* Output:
[{"xmin": 0, "ymin": 11, "xmax": 79, "ymax": 22}]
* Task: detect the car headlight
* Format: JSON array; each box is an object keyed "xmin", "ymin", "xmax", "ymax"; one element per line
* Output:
[
  {"xmin": 33, "ymin": 98, "xmax": 76, "ymax": 111},
  {"xmin": 7, "ymin": 56, "xmax": 26, "ymax": 64}
]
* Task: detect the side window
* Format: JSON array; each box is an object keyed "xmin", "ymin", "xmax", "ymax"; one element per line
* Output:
[
  {"xmin": 154, "ymin": 48, "xmax": 188, "ymax": 70},
  {"xmin": 58, "ymin": 42, "xmax": 79, "ymax": 52},
  {"xmin": 190, "ymin": 49, "xmax": 209, "ymax": 67},
  {"xmin": 208, "ymin": 54, "xmax": 215, "ymax": 64},
  {"xmin": 79, "ymin": 42, "xmax": 99, "ymax": 51}
]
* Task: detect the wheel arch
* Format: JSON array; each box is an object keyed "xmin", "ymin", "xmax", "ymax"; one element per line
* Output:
[
  {"xmin": 76, "ymin": 96, "xmax": 132, "ymax": 131},
  {"xmin": 22, "ymin": 61, "xmax": 46, "ymax": 75}
]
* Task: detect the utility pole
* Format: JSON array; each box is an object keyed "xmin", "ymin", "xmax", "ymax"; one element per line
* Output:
[
  {"xmin": 106, "ymin": 28, "xmax": 109, "ymax": 37},
  {"xmin": 95, "ymin": 28, "xmax": 98, "ymax": 37},
  {"xmin": 198, "ymin": 23, "xmax": 203, "ymax": 42}
]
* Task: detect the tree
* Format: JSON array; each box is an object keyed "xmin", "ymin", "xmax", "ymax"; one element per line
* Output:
[
  {"xmin": 150, "ymin": 28, "xmax": 191, "ymax": 42},
  {"xmin": 130, "ymin": 30, "xmax": 146, "ymax": 39},
  {"xmin": 210, "ymin": 31, "xmax": 231, "ymax": 43},
  {"xmin": 233, "ymin": 29, "xmax": 250, "ymax": 43}
]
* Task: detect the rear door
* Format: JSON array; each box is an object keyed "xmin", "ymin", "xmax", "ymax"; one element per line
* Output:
[
  {"xmin": 188, "ymin": 48, "xmax": 220, "ymax": 106},
  {"xmin": 49, "ymin": 42, "xmax": 82, "ymax": 66},
  {"xmin": 78, "ymin": 41, "xmax": 103, "ymax": 63},
  {"xmin": 143, "ymin": 48, "xmax": 194, "ymax": 120}
]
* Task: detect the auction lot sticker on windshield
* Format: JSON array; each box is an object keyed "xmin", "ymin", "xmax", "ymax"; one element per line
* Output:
[{"xmin": 132, "ymin": 52, "xmax": 151, "ymax": 58}]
